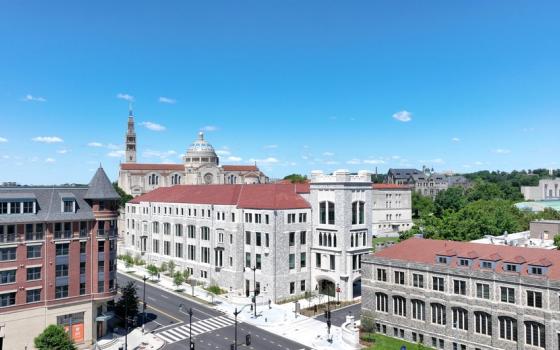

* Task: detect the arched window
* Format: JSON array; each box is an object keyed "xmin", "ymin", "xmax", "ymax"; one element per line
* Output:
[
  {"xmin": 498, "ymin": 316, "xmax": 517, "ymax": 341},
  {"xmin": 319, "ymin": 233, "xmax": 323, "ymax": 246},
  {"xmin": 352, "ymin": 201, "xmax": 366, "ymax": 225},
  {"xmin": 411, "ymin": 299, "xmax": 425, "ymax": 320},
  {"xmin": 148, "ymin": 173, "xmax": 159, "ymax": 185},
  {"xmin": 319, "ymin": 201, "xmax": 335, "ymax": 225},
  {"xmin": 333, "ymin": 235, "xmax": 337, "ymax": 247},
  {"xmin": 431, "ymin": 303, "xmax": 446, "ymax": 325},
  {"xmin": 171, "ymin": 174, "xmax": 181, "ymax": 185},
  {"xmin": 328, "ymin": 234, "xmax": 332, "ymax": 247},
  {"xmin": 452, "ymin": 307, "xmax": 468, "ymax": 331},
  {"xmin": 392, "ymin": 296, "xmax": 406, "ymax": 317},
  {"xmin": 363, "ymin": 232, "xmax": 366, "ymax": 246},
  {"xmin": 474, "ymin": 311, "xmax": 492, "ymax": 336},
  {"xmin": 525, "ymin": 321, "xmax": 545, "ymax": 348},
  {"xmin": 375, "ymin": 292, "xmax": 388, "ymax": 312},
  {"xmin": 350, "ymin": 235, "xmax": 354, "ymax": 247}
]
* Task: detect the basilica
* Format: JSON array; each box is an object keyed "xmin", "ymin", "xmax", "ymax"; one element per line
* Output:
[{"xmin": 118, "ymin": 110, "xmax": 269, "ymax": 196}]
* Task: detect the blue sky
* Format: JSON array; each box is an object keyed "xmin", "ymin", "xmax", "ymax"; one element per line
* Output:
[{"xmin": 0, "ymin": 1, "xmax": 559, "ymax": 184}]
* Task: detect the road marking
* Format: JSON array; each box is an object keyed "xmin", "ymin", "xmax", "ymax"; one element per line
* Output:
[
  {"xmin": 147, "ymin": 303, "xmax": 183, "ymax": 323},
  {"xmin": 156, "ymin": 315, "xmax": 237, "ymax": 344},
  {"xmin": 160, "ymin": 294, "xmax": 169, "ymax": 299},
  {"xmin": 147, "ymin": 296, "xmax": 156, "ymax": 301}
]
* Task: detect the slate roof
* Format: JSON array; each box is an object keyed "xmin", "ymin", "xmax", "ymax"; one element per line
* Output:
[
  {"xmin": 120, "ymin": 163, "xmax": 184, "ymax": 171},
  {"xmin": 388, "ymin": 168, "xmax": 423, "ymax": 179},
  {"xmin": 370, "ymin": 238, "xmax": 560, "ymax": 281},
  {"xmin": 130, "ymin": 184, "xmax": 311, "ymax": 210},
  {"xmin": 84, "ymin": 167, "xmax": 120, "ymax": 200}
]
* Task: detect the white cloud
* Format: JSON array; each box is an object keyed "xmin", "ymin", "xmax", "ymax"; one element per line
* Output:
[
  {"xmin": 140, "ymin": 121, "xmax": 166, "ymax": 131},
  {"xmin": 452, "ymin": 137, "xmax": 460, "ymax": 142},
  {"xmin": 249, "ymin": 157, "xmax": 279, "ymax": 164},
  {"xmin": 106, "ymin": 143, "xmax": 120, "ymax": 150},
  {"xmin": 227, "ymin": 156, "xmax": 243, "ymax": 162},
  {"xmin": 346, "ymin": 159, "xmax": 361, "ymax": 165},
  {"xmin": 474, "ymin": 161, "xmax": 484, "ymax": 165},
  {"xmin": 391, "ymin": 155, "xmax": 401, "ymax": 160},
  {"xmin": 32, "ymin": 136, "xmax": 63, "ymax": 143},
  {"xmin": 263, "ymin": 144, "xmax": 278, "ymax": 149},
  {"xmin": 363, "ymin": 159, "xmax": 385, "ymax": 165},
  {"xmin": 22, "ymin": 94, "xmax": 46, "ymax": 102},
  {"xmin": 201, "ymin": 125, "xmax": 218, "ymax": 132},
  {"xmin": 117, "ymin": 93, "xmax": 134, "ymax": 102},
  {"xmin": 431, "ymin": 158, "xmax": 445, "ymax": 164},
  {"xmin": 87, "ymin": 142, "xmax": 104, "ymax": 147},
  {"xmin": 158, "ymin": 96, "xmax": 176, "ymax": 104},
  {"xmin": 143, "ymin": 150, "xmax": 177, "ymax": 159},
  {"xmin": 56, "ymin": 149, "xmax": 69, "ymax": 154},
  {"xmin": 216, "ymin": 149, "xmax": 231, "ymax": 156},
  {"xmin": 324, "ymin": 160, "xmax": 339, "ymax": 165},
  {"xmin": 0, "ymin": 137, "xmax": 7, "ymax": 143},
  {"xmin": 107, "ymin": 150, "xmax": 125, "ymax": 158},
  {"xmin": 323, "ymin": 152, "xmax": 335, "ymax": 157},
  {"xmin": 1, "ymin": 155, "xmax": 10, "ymax": 160},
  {"xmin": 392, "ymin": 110, "xmax": 412, "ymax": 122},
  {"xmin": 45, "ymin": 158, "xmax": 56, "ymax": 163},
  {"xmin": 493, "ymin": 149, "xmax": 511, "ymax": 154}
]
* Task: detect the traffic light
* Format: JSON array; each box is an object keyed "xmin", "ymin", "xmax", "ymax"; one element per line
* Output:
[
  {"xmin": 190, "ymin": 342, "xmax": 195, "ymax": 350},
  {"xmin": 246, "ymin": 334, "xmax": 251, "ymax": 346},
  {"xmin": 251, "ymin": 296, "xmax": 255, "ymax": 303},
  {"xmin": 230, "ymin": 344, "xmax": 235, "ymax": 350}
]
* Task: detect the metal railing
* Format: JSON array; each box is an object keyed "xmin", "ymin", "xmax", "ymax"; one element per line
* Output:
[
  {"xmin": 0, "ymin": 234, "xmax": 17, "ymax": 243},
  {"xmin": 97, "ymin": 228, "xmax": 117, "ymax": 238},
  {"xmin": 54, "ymin": 231, "xmax": 72, "ymax": 239},
  {"xmin": 25, "ymin": 232, "xmax": 44, "ymax": 241}
]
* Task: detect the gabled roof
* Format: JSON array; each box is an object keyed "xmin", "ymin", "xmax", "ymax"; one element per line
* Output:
[
  {"xmin": 84, "ymin": 166, "xmax": 120, "ymax": 200},
  {"xmin": 222, "ymin": 165, "xmax": 260, "ymax": 172},
  {"xmin": 130, "ymin": 184, "xmax": 311, "ymax": 210},
  {"xmin": 121, "ymin": 163, "xmax": 184, "ymax": 171},
  {"xmin": 371, "ymin": 238, "xmax": 560, "ymax": 280},
  {"xmin": 372, "ymin": 184, "xmax": 412, "ymax": 190}
]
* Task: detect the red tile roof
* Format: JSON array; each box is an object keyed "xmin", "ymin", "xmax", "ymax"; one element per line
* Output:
[
  {"xmin": 130, "ymin": 184, "xmax": 310, "ymax": 210},
  {"xmin": 222, "ymin": 165, "xmax": 259, "ymax": 172},
  {"xmin": 372, "ymin": 184, "xmax": 412, "ymax": 190},
  {"xmin": 372, "ymin": 238, "xmax": 560, "ymax": 280},
  {"xmin": 121, "ymin": 163, "xmax": 184, "ymax": 171}
]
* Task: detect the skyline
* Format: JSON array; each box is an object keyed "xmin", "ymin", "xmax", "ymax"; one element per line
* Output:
[{"xmin": 1, "ymin": 1, "xmax": 559, "ymax": 184}]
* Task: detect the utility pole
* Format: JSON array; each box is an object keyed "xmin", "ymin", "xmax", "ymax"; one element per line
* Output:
[
  {"xmin": 188, "ymin": 307, "xmax": 193, "ymax": 350},
  {"xmin": 251, "ymin": 266, "xmax": 257, "ymax": 318},
  {"xmin": 142, "ymin": 275, "xmax": 148, "ymax": 334}
]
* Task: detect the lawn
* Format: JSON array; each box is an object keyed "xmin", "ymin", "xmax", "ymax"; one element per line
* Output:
[
  {"xmin": 372, "ymin": 236, "xmax": 399, "ymax": 245},
  {"xmin": 361, "ymin": 333, "xmax": 432, "ymax": 350}
]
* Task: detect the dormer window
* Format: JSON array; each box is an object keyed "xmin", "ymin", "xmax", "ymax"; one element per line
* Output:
[
  {"xmin": 529, "ymin": 266, "xmax": 544, "ymax": 275},
  {"xmin": 480, "ymin": 261, "xmax": 494, "ymax": 269},
  {"xmin": 458, "ymin": 259, "xmax": 471, "ymax": 267},
  {"xmin": 437, "ymin": 256, "xmax": 449, "ymax": 264},
  {"xmin": 504, "ymin": 264, "xmax": 519, "ymax": 272},
  {"xmin": 23, "ymin": 201, "xmax": 34, "ymax": 214},
  {"xmin": 10, "ymin": 202, "xmax": 21, "ymax": 214},
  {"xmin": 63, "ymin": 200, "xmax": 75, "ymax": 213},
  {"xmin": 0, "ymin": 202, "xmax": 7, "ymax": 214}
]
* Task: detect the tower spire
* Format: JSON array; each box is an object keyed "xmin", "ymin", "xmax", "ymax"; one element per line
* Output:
[{"xmin": 125, "ymin": 107, "xmax": 137, "ymax": 163}]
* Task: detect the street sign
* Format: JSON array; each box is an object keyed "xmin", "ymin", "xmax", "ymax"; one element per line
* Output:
[
  {"xmin": 401, "ymin": 346, "xmax": 407, "ymax": 350},
  {"xmin": 336, "ymin": 287, "xmax": 341, "ymax": 293}
]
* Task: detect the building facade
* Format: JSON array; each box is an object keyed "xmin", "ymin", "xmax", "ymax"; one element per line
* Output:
[
  {"xmin": 0, "ymin": 167, "xmax": 119, "ymax": 349},
  {"xmin": 118, "ymin": 111, "xmax": 268, "ymax": 197},
  {"xmin": 371, "ymin": 184, "xmax": 413, "ymax": 235},
  {"xmin": 362, "ymin": 238, "xmax": 560, "ymax": 350},
  {"xmin": 387, "ymin": 168, "xmax": 469, "ymax": 199},
  {"xmin": 122, "ymin": 170, "xmax": 372, "ymax": 302},
  {"xmin": 521, "ymin": 178, "xmax": 560, "ymax": 201}
]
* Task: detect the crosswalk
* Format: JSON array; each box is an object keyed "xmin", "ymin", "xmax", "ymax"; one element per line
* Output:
[{"xmin": 156, "ymin": 315, "xmax": 237, "ymax": 344}]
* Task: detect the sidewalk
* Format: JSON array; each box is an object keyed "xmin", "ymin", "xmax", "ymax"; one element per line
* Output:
[
  {"xmin": 118, "ymin": 261, "xmax": 361, "ymax": 350},
  {"xmin": 95, "ymin": 328, "xmax": 165, "ymax": 350}
]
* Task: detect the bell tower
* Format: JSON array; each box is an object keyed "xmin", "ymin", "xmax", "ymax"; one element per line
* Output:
[{"xmin": 125, "ymin": 106, "xmax": 136, "ymax": 163}]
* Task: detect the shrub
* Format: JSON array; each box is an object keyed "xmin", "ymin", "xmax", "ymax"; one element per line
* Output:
[
  {"xmin": 160, "ymin": 262, "xmax": 168, "ymax": 272},
  {"xmin": 205, "ymin": 284, "xmax": 225, "ymax": 295},
  {"xmin": 168, "ymin": 260, "xmax": 176, "ymax": 276}
]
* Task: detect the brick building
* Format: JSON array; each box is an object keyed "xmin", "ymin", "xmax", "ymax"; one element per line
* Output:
[
  {"xmin": 0, "ymin": 166, "xmax": 119, "ymax": 349},
  {"xmin": 362, "ymin": 238, "xmax": 560, "ymax": 349}
]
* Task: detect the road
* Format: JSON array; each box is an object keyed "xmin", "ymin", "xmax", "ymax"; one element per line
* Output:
[
  {"xmin": 117, "ymin": 272, "xmax": 310, "ymax": 350},
  {"xmin": 314, "ymin": 302, "xmax": 361, "ymax": 327}
]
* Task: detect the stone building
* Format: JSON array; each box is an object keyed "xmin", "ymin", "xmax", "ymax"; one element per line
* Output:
[
  {"xmin": 118, "ymin": 110, "xmax": 268, "ymax": 197},
  {"xmin": 521, "ymin": 178, "xmax": 560, "ymax": 201},
  {"xmin": 0, "ymin": 167, "xmax": 119, "ymax": 349},
  {"xmin": 362, "ymin": 238, "xmax": 560, "ymax": 350},
  {"xmin": 371, "ymin": 184, "xmax": 413, "ymax": 235},
  {"xmin": 122, "ymin": 169, "xmax": 372, "ymax": 302},
  {"xmin": 387, "ymin": 167, "xmax": 469, "ymax": 199}
]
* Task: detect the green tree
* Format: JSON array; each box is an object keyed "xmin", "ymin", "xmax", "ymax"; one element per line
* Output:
[
  {"xmin": 434, "ymin": 187, "xmax": 467, "ymax": 217},
  {"xmin": 115, "ymin": 281, "xmax": 139, "ymax": 325},
  {"xmin": 146, "ymin": 264, "xmax": 159, "ymax": 279},
  {"xmin": 283, "ymin": 174, "xmax": 308, "ymax": 183},
  {"xmin": 554, "ymin": 235, "xmax": 560, "ymax": 250},
  {"xmin": 113, "ymin": 182, "xmax": 133, "ymax": 208},
  {"xmin": 182, "ymin": 269, "xmax": 191, "ymax": 281},
  {"xmin": 160, "ymin": 261, "xmax": 168, "ymax": 273},
  {"xmin": 173, "ymin": 271, "xmax": 185, "ymax": 290},
  {"xmin": 411, "ymin": 191, "xmax": 435, "ymax": 219},
  {"xmin": 168, "ymin": 260, "xmax": 176, "ymax": 276},
  {"xmin": 34, "ymin": 325, "xmax": 77, "ymax": 350}
]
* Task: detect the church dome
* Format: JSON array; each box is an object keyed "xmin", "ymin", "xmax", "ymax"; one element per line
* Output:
[{"xmin": 184, "ymin": 132, "xmax": 219, "ymax": 166}]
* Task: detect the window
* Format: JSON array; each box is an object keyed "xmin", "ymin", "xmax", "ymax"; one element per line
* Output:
[
  {"xmin": 255, "ymin": 254, "xmax": 261, "ymax": 269},
  {"xmin": 432, "ymin": 276, "xmax": 444, "ymax": 292},
  {"xmin": 0, "ymin": 202, "xmax": 7, "ymax": 214},
  {"xmin": 316, "ymin": 253, "xmax": 321, "ymax": 268},
  {"xmin": 163, "ymin": 241, "xmax": 171, "ymax": 255},
  {"xmin": 56, "ymin": 264, "xmax": 69, "ymax": 277},
  {"xmin": 300, "ymin": 253, "xmax": 306, "ymax": 268},
  {"xmin": 351, "ymin": 201, "xmax": 365, "ymax": 225},
  {"xmin": 411, "ymin": 299, "xmax": 425, "ymax": 321},
  {"xmin": 329, "ymin": 255, "xmax": 335, "ymax": 270},
  {"xmin": 413, "ymin": 273, "xmax": 424, "ymax": 288},
  {"xmin": 452, "ymin": 308, "xmax": 468, "ymax": 331},
  {"xmin": 377, "ymin": 268, "xmax": 387, "ymax": 282},
  {"xmin": 256, "ymin": 232, "xmax": 261, "ymax": 246},
  {"xmin": 245, "ymin": 253, "xmax": 251, "ymax": 268},
  {"xmin": 431, "ymin": 303, "xmax": 446, "ymax": 325},
  {"xmin": 393, "ymin": 296, "xmax": 406, "ymax": 317},
  {"xmin": 80, "ymin": 282, "xmax": 86, "ymax": 295},
  {"xmin": 289, "ymin": 232, "xmax": 295, "ymax": 246},
  {"xmin": 527, "ymin": 290, "xmax": 543, "ymax": 308},
  {"xmin": 27, "ymin": 245, "xmax": 41, "ymax": 259},
  {"xmin": 376, "ymin": 293, "xmax": 388, "ymax": 312},
  {"xmin": 80, "ymin": 262, "xmax": 86, "ymax": 275},
  {"xmin": 290, "ymin": 282, "xmax": 295, "ymax": 294},
  {"xmin": 0, "ymin": 270, "xmax": 16, "ymax": 284},
  {"xmin": 504, "ymin": 264, "xmax": 518, "ymax": 272},
  {"xmin": 245, "ymin": 231, "xmax": 251, "ymax": 245},
  {"xmin": 436, "ymin": 256, "xmax": 449, "ymax": 264},
  {"xmin": 394, "ymin": 271, "xmax": 405, "ymax": 285},
  {"xmin": 255, "ymin": 214, "xmax": 261, "ymax": 223},
  {"xmin": 152, "ymin": 239, "xmax": 160, "ymax": 254},
  {"xmin": 525, "ymin": 321, "xmax": 545, "ymax": 348},
  {"xmin": 187, "ymin": 245, "xmax": 196, "ymax": 260},
  {"xmin": 289, "ymin": 254, "xmax": 295, "ymax": 270},
  {"xmin": 98, "ymin": 280, "xmax": 105, "ymax": 293},
  {"xmin": 27, "ymin": 289, "xmax": 41, "ymax": 303},
  {"xmin": 476, "ymin": 283, "xmax": 490, "ymax": 299},
  {"xmin": 0, "ymin": 292, "xmax": 16, "ymax": 307},
  {"xmin": 529, "ymin": 266, "xmax": 543, "ymax": 275},
  {"xmin": 187, "ymin": 225, "xmax": 196, "ymax": 238},
  {"xmin": 55, "ymin": 243, "xmax": 69, "ymax": 256},
  {"xmin": 319, "ymin": 201, "xmax": 335, "ymax": 225},
  {"xmin": 480, "ymin": 261, "xmax": 493, "ymax": 269},
  {"xmin": 265, "ymin": 233, "xmax": 269, "ymax": 247},
  {"xmin": 175, "ymin": 224, "xmax": 183, "ymax": 237},
  {"xmin": 200, "ymin": 227, "xmax": 210, "ymax": 240},
  {"xmin": 458, "ymin": 258, "xmax": 470, "ymax": 267},
  {"xmin": 63, "ymin": 200, "xmax": 74, "ymax": 213},
  {"xmin": 453, "ymin": 280, "xmax": 466, "ymax": 295},
  {"xmin": 55, "ymin": 285, "xmax": 69, "ymax": 299},
  {"xmin": 10, "ymin": 202, "xmax": 21, "ymax": 214},
  {"xmin": 500, "ymin": 287, "xmax": 515, "ymax": 304},
  {"xmin": 300, "ymin": 231, "xmax": 306, "ymax": 245},
  {"xmin": 299, "ymin": 213, "xmax": 307, "ymax": 223},
  {"xmin": 474, "ymin": 312, "xmax": 492, "ymax": 336},
  {"xmin": 300, "ymin": 280, "xmax": 306, "ymax": 292},
  {"xmin": 201, "ymin": 247, "xmax": 210, "ymax": 263},
  {"xmin": 27, "ymin": 267, "xmax": 41, "ymax": 281},
  {"xmin": 175, "ymin": 243, "xmax": 183, "ymax": 258},
  {"xmin": 499, "ymin": 316, "xmax": 517, "ymax": 341},
  {"xmin": 287, "ymin": 213, "xmax": 296, "ymax": 224},
  {"xmin": 152, "ymin": 222, "xmax": 159, "ymax": 234}
]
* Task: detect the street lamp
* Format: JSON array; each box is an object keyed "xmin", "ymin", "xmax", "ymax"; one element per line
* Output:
[
  {"xmin": 336, "ymin": 283, "xmax": 340, "ymax": 306},
  {"xmin": 250, "ymin": 266, "xmax": 257, "ymax": 318},
  {"xmin": 179, "ymin": 304, "xmax": 194, "ymax": 349},
  {"xmin": 232, "ymin": 304, "xmax": 251, "ymax": 350},
  {"xmin": 142, "ymin": 275, "xmax": 148, "ymax": 334},
  {"xmin": 115, "ymin": 283, "xmax": 130, "ymax": 350}
]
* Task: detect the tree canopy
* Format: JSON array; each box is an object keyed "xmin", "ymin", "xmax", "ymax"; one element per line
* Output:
[
  {"xmin": 113, "ymin": 182, "xmax": 133, "ymax": 208},
  {"xmin": 283, "ymin": 174, "xmax": 308, "ymax": 183},
  {"xmin": 115, "ymin": 281, "xmax": 139, "ymax": 325},
  {"xmin": 34, "ymin": 325, "xmax": 77, "ymax": 350}
]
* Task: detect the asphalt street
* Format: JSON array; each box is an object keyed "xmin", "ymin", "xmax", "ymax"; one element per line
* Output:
[
  {"xmin": 314, "ymin": 302, "xmax": 361, "ymax": 327},
  {"xmin": 117, "ymin": 272, "xmax": 310, "ymax": 350}
]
